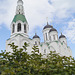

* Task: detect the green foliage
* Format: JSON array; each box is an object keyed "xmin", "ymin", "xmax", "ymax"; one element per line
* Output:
[{"xmin": 0, "ymin": 42, "xmax": 75, "ymax": 75}]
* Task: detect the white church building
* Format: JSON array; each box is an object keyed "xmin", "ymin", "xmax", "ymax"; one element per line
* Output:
[{"xmin": 6, "ymin": 0, "xmax": 72, "ymax": 57}]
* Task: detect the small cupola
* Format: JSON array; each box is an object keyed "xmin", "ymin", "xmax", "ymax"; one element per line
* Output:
[
  {"xmin": 33, "ymin": 33, "xmax": 40, "ymax": 39},
  {"xmin": 59, "ymin": 33, "xmax": 66, "ymax": 39},
  {"xmin": 33, "ymin": 33, "xmax": 40, "ymax": 45},
  {"xmin": 59, "ymin": 33, "xmax": 67, "ymax": 45}
]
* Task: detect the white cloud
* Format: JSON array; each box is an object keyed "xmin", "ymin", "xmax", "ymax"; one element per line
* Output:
[
  {"xmin": 0, "ymin": 0, "xmax": 55, "ymax": 30},
  {"xmin": 24, "ymin": 0, "xmax": 55, "ymax": 32},
  {"xmin": 0, "ymin": 0, "xmax": 16, "ymax": 28},
  {"xmin": 64, "ymin": 19, "xmax": 75, "ymax": 43},
  {"xmin": 50, "ymin": 0, "xmax": 75, "ymax": 21},
  {"xmin": 0, "ymin": 0, "xmax": 75, "ymax": 39}
]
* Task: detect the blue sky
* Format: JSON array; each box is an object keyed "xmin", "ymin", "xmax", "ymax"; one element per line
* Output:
[{"xmin": 0, "ymin": 0, "xmax": 75, "ymax": 58}]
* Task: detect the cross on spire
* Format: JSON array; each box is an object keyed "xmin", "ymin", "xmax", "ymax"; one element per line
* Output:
[
  {"xmin": 34, "ymin": 29, "xmax": 36, "ymax": 36},
  {"xmin": 46, "ymin": 17, "xmax": 49, "ymax": 25}
]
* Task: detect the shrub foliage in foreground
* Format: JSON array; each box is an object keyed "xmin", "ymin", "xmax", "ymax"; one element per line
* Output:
[{"xmin": 0, "ymin": 42, "xmax": 75, "ymax": 75}]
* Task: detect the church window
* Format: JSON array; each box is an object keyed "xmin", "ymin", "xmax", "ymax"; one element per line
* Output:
[
  {"xmin": 39, "ymin": 42, "xmax": 40, "ymax": 44},
  {"xmin": 44, "ymin": 49, "xmax": 46, "ymax": 53},
  {"xmin": 12, "ymin": 24, "xmax": 15, "ymax": 33},
  {"xmin": 19, "ymin": 8, "xmax": 20, "ymax": 14},
  {"xmin": 35, "ymin": 41, "xmax": 37, "ymax": 45},
  {"xmin": 53, "ymin": 35, "xmax": 55, "ymax": 40},
  {"xmin": 17, "ymin": 23, "xmax": 21, "ymax": 32},
  {"xmin": 19, "ymin": 12, "xmax": 20, "ymax": 14},
  {"xmin": 49, "ymin": 36, "xmax": 51, "ymax": 41},
  {"xmin": 24, "ymin": 24, "xmax": 26, "ymax": 33},
  {"xmin": 45, "ymin": 33, "xmax": 47, "ymax": 40}
]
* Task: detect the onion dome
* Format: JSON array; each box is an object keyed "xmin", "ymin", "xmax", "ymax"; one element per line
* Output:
[
  {"xmin": 59, "ymin": 33, "xmax": 66, "ymax": 39},
  {"xmin": 49, "ymin": 28, "xmax": 57, "ymax": 32},
  {"xmin": 43, "ymin": 22, "xmax": 53, "ymax": 30},
  {"xmin": 33, "ymin": 33, "xmax": 40, "ymax": 39},
  {"xmin": 18, "ymin": 0, "xmax": 23, "ymax": 3}
]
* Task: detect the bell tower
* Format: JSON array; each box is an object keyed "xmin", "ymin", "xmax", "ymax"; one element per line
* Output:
[{"xmin": 11, "ymin": 0, "xmax": 29, "ymax": 38}]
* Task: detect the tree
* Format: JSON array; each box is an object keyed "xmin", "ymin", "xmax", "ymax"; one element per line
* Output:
[{"xmin": 0, "ymin": 42, "xmax": 75, "ymax": 75}]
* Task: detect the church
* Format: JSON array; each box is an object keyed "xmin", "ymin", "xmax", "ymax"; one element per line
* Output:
[{"xmin": 6, "ymin": 0, "xmax": 72, "ymax": 57}]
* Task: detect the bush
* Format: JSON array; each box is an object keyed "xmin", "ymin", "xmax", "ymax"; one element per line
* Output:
[{"xmin": 0, "ymin": 42, "xmax": 75, "ymax": 75}]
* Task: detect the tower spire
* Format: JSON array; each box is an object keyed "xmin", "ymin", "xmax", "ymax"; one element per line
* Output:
[
  {"xmin": 11, "ymin": 0, "xmax": 29, "ymax": 38},
  {"xmin": 16, "ymin": 0, "xmax": 24, "ymax": 15}
]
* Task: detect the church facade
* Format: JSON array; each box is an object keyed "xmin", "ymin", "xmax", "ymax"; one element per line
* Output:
[{"xmin": 6, "ymin": 0, "xmax": 72, "ymax": 57}]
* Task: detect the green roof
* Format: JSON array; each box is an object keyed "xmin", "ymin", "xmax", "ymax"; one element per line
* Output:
[
  {"xmin": 13, "ymin": 14, "xmax": 27, "ymax": 23},
  {"xmin": 61, "ymin": 42, "xmax": 63, "ymax": 45},
  {"xmin": 15, "ymin": 34, "xmax": 24, "ymax": 37},
  {"xmin": 55, "ymin": 41, "xmax": 58, "ymax": 43}
]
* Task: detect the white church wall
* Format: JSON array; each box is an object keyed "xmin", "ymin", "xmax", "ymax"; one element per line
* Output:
[
  {"xmin": 6, "ymin": 38, "xmax": 18, "ymax": 53},
  {"xmin": 50, "ymin": 42, "xmax": 60, "ymax": 53},
  {"xmin": 40, "ymin": 43, "xmax": 49, "ymax": 55}
]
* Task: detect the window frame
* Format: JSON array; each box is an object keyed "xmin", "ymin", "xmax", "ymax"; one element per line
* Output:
[
  {"xmin": 24, "ymin": 24, "xmax": 26, "ymax": 33},
  {"xmin": 17, "ymin": 23, "xmax": 21, "ymax": 32},
  {"xmin": 12, "ymin": 24, "xmax": 15, "ymax": 33}
]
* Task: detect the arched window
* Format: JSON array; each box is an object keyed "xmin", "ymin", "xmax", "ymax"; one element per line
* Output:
[
  {"xmin": 45, "ymin": 33, "xmax": 47, "ymax": 40},
  {"xmin": 19, "ymin": 12, "xmax": 20, "ymax": 14},
  {"xmin": 49, "ymin": 36, "xmax": 51, "ymax": 41},
  {"xmin": 12, "ymin": 24, "xmax": 15, "ymax": 33},
  {"xmin": 39, "ymin": 42, "xmax": 40, "ymax": 44},
  {"xmin": 35, "ymin": 41, "xmax": 37, "ymax": 45},
  {"xmin": 24, "ymin": 24, "xmax": 26, "ymax": 33},
  {"xmin": 19, "ymin": 9, "xmax": 20, "ymax": 14},
  {"xmin": 44, "ymin": 49, "xmax": 46, "ymax": 53},
  {"xmin": 53, "ymin": 35, "xmax": 55, "ymax": 40},
  {"xmin": 17, "ymin": 23, "xmax": 21, "ymax": 32}
]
